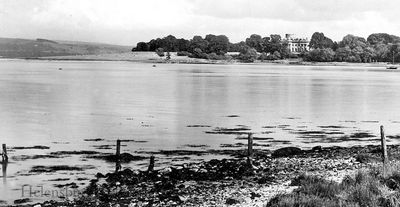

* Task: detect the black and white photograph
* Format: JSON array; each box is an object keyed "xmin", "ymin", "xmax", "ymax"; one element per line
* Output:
[{"xmin": 1, "ymin": 0, "xmax": 400, "ymax": 206}]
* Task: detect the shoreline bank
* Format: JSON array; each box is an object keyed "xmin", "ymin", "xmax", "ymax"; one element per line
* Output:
[
  {"xmin": 0, "ymin": 52, "xmax": 392, "ymax": 68},
  {"xmin": 13, "ymin": 144, "xmax": 396, "ymax": 207}
]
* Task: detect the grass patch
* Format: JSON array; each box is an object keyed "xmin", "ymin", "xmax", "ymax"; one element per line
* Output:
[{"xmin": 266, "ymin": 162, "xmax": 400, "ymax": 207}]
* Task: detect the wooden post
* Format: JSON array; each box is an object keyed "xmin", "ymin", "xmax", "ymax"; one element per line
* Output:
[
  {"xmin": 247, "ymin": 133, "xmax": 253, "ymax": 167},
  {"xmin": 380, "ymin": 126, "xmax": 388, "ymax": 163},
  {"xmin": 2, "ymin": 161, "xmax": 7, "ymax": 184},
  {"xmin": 380, "ymin": 125, "xmax": 388, "ymax": 176},
  {"xmin": 2, "ymin": 144, "xmax": 7, "ymax": 163},
  {"xmin": 147, "ymin": 155, "xmax": 155, "ymax": 172},
  {"xmin": 115, "ymin": 139, "xmax": 121, "ymax": 172}
]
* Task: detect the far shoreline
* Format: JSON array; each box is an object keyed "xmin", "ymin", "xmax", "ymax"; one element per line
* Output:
[{"xmin": 0, "ymin": 52, "xmax": 394, "ymax": 68}]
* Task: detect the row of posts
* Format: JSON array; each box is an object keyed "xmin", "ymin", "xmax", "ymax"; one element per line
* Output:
[
  {"xmin": 0, "ymin": 126, "xmax": 389, "ymax": 173},
  {"xmin": 109, "ymin": 125, "xmax": 391, "ymax": 173}
]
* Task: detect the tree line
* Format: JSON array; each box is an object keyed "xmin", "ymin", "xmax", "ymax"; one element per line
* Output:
[{"xmin": 132, "ymin": 32, "xmax": 400, "ymax": 63}]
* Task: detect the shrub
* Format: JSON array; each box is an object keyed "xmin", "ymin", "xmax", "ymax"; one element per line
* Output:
[
  {"xmin": 272, "ymin": 51, "xmax": 281, "ymax": 59},
  {"xmin": 155, "ymin": 48, "xmax": 165, "ymax": 57},
  {"xmin": 177, "ymin": 51, "xmax": 191, "ymax": 56},
  {"xmin": 238, "ymin": 46, "xmax": 258, "ymax": 62},
  {"xmin": 208, "ymin": 52, "xmax": 219, "ymax": 60},
  {"xmin": 304, "ymin": 48, "xmax": 335, "ymax": 62},
  {"xmin": 207, "ymin": 52, "xmax": 227, "ymax": 60},
  {"xmin": 258, "ymin": 52, "xmax": 269, "ymax": 61},
  {"xmin": 189, "ymin": 48, "xmax": 208, "ymax": 59}
]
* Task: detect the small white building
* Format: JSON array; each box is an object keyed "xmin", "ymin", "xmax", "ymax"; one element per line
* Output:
[{"xmin": 284, "ymin": 34, "xmax": 310, "ymax": 54}]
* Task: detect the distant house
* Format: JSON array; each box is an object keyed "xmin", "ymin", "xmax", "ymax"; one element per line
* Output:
[{"xmin": 284, "ymin": 34, "xmax": 309, "ymax": 54}]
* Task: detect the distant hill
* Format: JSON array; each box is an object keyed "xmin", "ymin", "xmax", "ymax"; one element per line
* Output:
[{"xmin": 0, "ymin": 38, "xmax": 132, "ymax": 58}]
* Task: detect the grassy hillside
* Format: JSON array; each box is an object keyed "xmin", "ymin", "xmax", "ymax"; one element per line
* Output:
[{"xmin": 0, "ymin": 38, "xmax": 132, "ymax": 58}]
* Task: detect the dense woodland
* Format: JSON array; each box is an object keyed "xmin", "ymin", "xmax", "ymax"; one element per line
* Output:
[{"xmin": 132, "ymin": 32, "xmax": 400, "ymax": 63}]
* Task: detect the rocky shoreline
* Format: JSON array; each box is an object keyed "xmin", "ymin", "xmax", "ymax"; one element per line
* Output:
[{"xmin": 15, "ymin": 144, "xmax": 398, "ymax": 207}]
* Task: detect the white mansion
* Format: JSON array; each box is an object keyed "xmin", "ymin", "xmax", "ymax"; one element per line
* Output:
[{"xmin": 284, "ymin": 34, "xmax": 310, "ymax": 54}]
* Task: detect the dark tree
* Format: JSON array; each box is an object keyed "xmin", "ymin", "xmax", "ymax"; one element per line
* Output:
[
  {"xmin": 229, "ymin": 41, "xmax": 246, "ymax": 52},
  {"xmin": 238, "ymin": 46, "xmax": 258, "ymax": 62},
  {"xmin": 162, "ymin": 35, "xmax": 177, "ymax": 51},
  {"xmin": 305, "ymin": 48, "xmax": 335, "ymax": 62},
  {"xmin": 335, "ymin": 46, "xmax": 352, "ymax": 62},
  {"xmin": 374, "ymin": 43, "xmax": 390, "ymax": 62},
  {"xmin": 266, "ymin": 34, "xmax": 282, "ymax": 53},
  {"xmin": 335, "ymin": 34, "xmax": 372, "ymax": 62},
  {"xmin": 176, "ymin": 38, "xmax": 190, "ymax": 51},
  {"xmin": 148, "ymin": 38, "xmax": 163, "ymax": 51},
  {"xmin": 367, "ymin": 33, "xmax": 400, "ymax": 45},
  {"xmin": 388, "ymin": 43, "xmax": 400, "ymax": 63},
  {"xmin": 189, "ymin": 36, "xmax": 208, "ymax": 53},
  {"xmin": 245, "ymin": 34, "xmax": 263, "ymax": 52},
  {"xmin": 134, "ymin": 42, "xmax": 149, "ymax": 51},
  {"xmin": 205, "ymin": 34, "xmax": 230, "ymax": 55},
  {"xmin": 339, "ymin": 34, "xmax": 367, "ymax": 49},
  {"xmin": 309, "ymin": 32, "xmax": 334, "ymax": 49},
  {"xmin": 260, "ymin": 36, "xmax": 271, "ymax": 53}
]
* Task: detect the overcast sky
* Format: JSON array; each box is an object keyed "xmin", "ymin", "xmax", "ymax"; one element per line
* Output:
[{"xmin": 1, "ymin": 0, "xmax": 400, "ymax": 46}]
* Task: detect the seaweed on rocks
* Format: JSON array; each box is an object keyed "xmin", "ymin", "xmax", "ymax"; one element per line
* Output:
[
  {"xmin": 205, "ymin": 127, "xmax": 251, "ymax": 135},
  {"xmin": 262, "ymin": 126, "xmax": 277, "ymax": 129},
  {"xmin": 318, "ymin": 125, "xmax": 347, "ymax": 129},
  {"xmin": 272, "ymin": 147, "xmax": 303, "ymax": 158},
  {"xmin": 220, "ymin": 143, "xmax": 245, "ymax": 148},
  {"xmin": 11, "ymin": 154, "xmax": 60, "ymax": 161},
  {"xmin": 31, "ymin": 144, "xmax": 400, "ymax": 207},
  {"xmin": 91, "ymin": 145, "xmax": 113, "ymax": 150},
  {"xmin": 159, "ymin": 150, "xmax": 208, "ymax": 156},
  {"xmin": 349, "ymin": 132, "xmax": 375, "ymax": 138},
  {"xmin": 12, "ymin": 145, "xmax": 50, "ymax": 150},
  {"xmin": 84, "ymin": 138, "xmax": 104, "ymax": 142},
  {"xmin": 50, "ymin": 150, "xmax": 100, "ymax": 156},
  {"xmin": 29, "ymin": 165, "xmax": 95, "ymax": 173},
  {"xmin": 14, "ymin": 198, "xmax": 31, "ymax": 205},
  {"xmin": 54, "ymin": 182, "xmax": 79, "ymax": 189},
  {"xmin": 183, "ymin": 144, "xmax": 210, "ymax": 148},
  {"xmin": 48, "ymin": 178, "xmax": 70, "ymax": 181},
  {"xmin": 117, "ymin": 139, "xmax": 148, "ymax": 143},
  {"xmin": 388, "ymin": 135, "xmax": 400, "ymax": 139},
  {"xmin": 186, "ymin": 125, "xmax": 212, "ymax": 128},
  {"xmin": 236, "ymin": 136, "xmax": 273, "ymax": 140},
  {"xmin": 87, "ymin": 153, "xmax": 147, "ymax": 163}
]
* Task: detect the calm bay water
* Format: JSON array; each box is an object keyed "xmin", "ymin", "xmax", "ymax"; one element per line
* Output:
[{"xmin": 1, "ymin": 59, "xmax": 400, "ymax": 203}]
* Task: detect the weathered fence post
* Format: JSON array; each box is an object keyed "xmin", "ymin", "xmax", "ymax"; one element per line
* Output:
[
  {"xmin": 147, "ymin": 155, "xmax": 155, "ymax": 172},
  {"xmin": 115, "ymin": 139, "xmax": 121, "ymax": 172},
  {"xmin": 380, "ymin": 125, "xmax": 388, "ymax": 176},
  {"xmin": 247, "ymin": 133, "xmax": 253, "ymax": 168},
  {"xmin": 2, "ymin": 144, "xmax": 8, "ymax": 184},
  {"xmin": 2, "ymin": 144, "xmax": 7, "ymax": 163},
  {"xmin": 2, "ymin": 161, "xmax": 7, "ymax": 184}
]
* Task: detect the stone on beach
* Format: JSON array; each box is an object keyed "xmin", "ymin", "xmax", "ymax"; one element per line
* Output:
[{"xmin": 272, "ymin": 147, "xmax": 303, "ymax": 158}]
